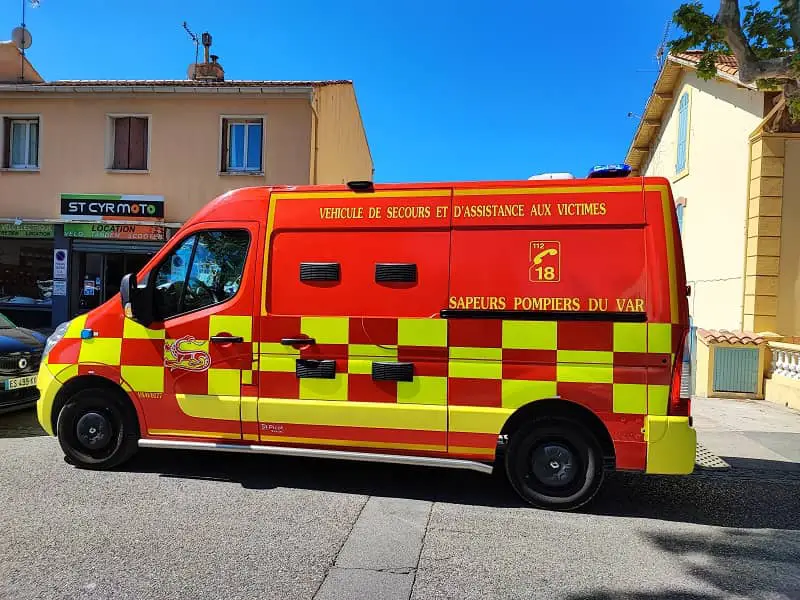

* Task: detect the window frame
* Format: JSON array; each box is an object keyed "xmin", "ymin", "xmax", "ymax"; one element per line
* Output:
[
  {"xmin": 105, "ymin": 113, "xmax": 151, "ymax": 173},
  {"xmin": 675, "ymin": 91, "xmax": 690, "ymax": 180},
  {"xmin": 219, "ymin": 115, "xmax": 265, "ymax": 175},
  {"xmin": 2, "ymin": 115, "xmax": 40, "ymax": 171},
  {"xmin": 152, "ymin": 228, "xmax": 251, "ymax": 321}
]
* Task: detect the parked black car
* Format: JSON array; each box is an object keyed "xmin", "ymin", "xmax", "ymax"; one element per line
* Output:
[{"xmin": 0, "ymin": 312, "xmax": 46, "ymax": 414}]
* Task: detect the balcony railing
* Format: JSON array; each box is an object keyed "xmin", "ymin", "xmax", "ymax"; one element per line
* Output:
[{"xmin": 768, "ymin": 341, "xmax": 800, "ymax": 379}]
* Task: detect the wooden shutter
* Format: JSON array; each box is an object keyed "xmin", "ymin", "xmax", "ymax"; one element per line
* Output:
[
  {"xmin": 2, "ymin": 118, "xmax": 10, "ymax": 168},
  {"xmin": 676, "ymin": 93, "xmax": 689, "ymax": 174},
  {"xmin": 113, "ymin": 117, "xmax": 130, "ymax": 169},
  {"xmin": 129, "ymin": 117, "xmax": 148, "ymax": 170},
  {"xmin": 220, "ymin": 118, "xmax": 229, "ymax": 172}
]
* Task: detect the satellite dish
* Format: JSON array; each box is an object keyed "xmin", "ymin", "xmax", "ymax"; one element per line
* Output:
[{"xmin": 12, "ymin": 26, "xmax": 32, "ymax": 50}]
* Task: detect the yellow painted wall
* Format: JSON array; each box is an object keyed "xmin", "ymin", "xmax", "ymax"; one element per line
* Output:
[
  {"xmin": 694, "ymin": 336, "xmax": 711, "ymax": 398},
  {"xmin": 313, "ymin": 84, "xmax": 373, "ymax": 184},
  {"xmin": 777, "ymin": 139, "xmax": 800, "ymax": 335},
  {"xmin": 0, "ymin": 93, "xmax": 314, "ymax": 223},
  {"xmin": 644, "ymin": 71, "xmax": 764, "ymax": 331},
  {"xmin": 765, "ymin": 374, "xmax": 800, "ymax": 410}
]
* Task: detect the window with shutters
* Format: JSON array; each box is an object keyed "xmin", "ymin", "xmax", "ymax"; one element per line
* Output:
[
  {"xmin": 675, "ymin": 92, "xmax": 690, "ymax": 176},
  {"xmin": 220, "ymin": 117, "xmax": 263, "ymax": 174},
  {"xmin": 108, "ymin": 115, "xmax": 149, "ymax": 171},
  {"xmin": 2, "ymin": 116, "xmax": 40, "ymax": 170}
]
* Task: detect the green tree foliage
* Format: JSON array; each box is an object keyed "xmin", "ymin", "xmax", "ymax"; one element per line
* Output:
[{"xmin": 670, "ymin": 1, "xmax": 800, "ymax": 119}]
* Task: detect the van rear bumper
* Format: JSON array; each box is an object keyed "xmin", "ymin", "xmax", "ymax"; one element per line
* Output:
[{"xmin": 644, "ymin": 415, "xmax": 696, "ymax": 475}]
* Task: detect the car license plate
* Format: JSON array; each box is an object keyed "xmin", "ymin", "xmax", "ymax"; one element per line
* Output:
[{"xmin": 5, "ymin": 375, "xmax": 37, "ymax": 390}]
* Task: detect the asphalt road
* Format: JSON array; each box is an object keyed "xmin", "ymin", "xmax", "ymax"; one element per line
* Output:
[{"xmin": 1, "ymin": 408, "xmax": 799, "ymax": 600}]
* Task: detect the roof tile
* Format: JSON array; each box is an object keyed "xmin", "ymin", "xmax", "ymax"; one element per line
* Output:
[
  {"xmin": 697, "ymin": 329, "xmax": 765, "ymax": 346},
  {"xmin": 673, "ymin": 50, "xmax": 740, "ymax": 77}
]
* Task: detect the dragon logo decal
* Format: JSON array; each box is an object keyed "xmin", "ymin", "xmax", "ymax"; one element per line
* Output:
[{"xmin": 164, "ymin": 335, "xmax": 211, "ymax": 372}]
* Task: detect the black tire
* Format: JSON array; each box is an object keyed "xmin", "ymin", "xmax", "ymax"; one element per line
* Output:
[
  {"xmin": 505, "ymin": 418, "xmax": 603, "ymax": 511},
  {"xmin": 56, "ymin": 387, "xmax": 140, "ymax": 470}
]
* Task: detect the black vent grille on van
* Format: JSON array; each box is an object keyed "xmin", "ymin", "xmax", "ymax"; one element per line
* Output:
[
  {"xmin": 372, "ymin": 361, "xmax": 414, "ymax": 382},
  {"xmin": 296, "ymin": 359, "xmax": 336, "ymax": 379},
  {"xmin": 300, "ymin": 262, "xmax": 340, "ymax": 282},
  {"xmin": 375, "ymin": 263, "xmax": 417, "ymax": 283}
]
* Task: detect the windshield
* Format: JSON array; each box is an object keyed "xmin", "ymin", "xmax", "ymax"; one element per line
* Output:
[{"xmin": 0, "ymin": 312, "xmax": 16, "ymax": 329}]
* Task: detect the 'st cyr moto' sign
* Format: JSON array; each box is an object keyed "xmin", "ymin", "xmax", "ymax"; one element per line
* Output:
[{"xmin": 60, "ymin": 194, "xmax": 165, "ymax": 221}]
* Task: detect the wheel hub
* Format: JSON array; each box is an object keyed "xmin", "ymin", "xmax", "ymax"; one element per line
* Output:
[
  {"xmin": 76, "ymin": 411, "xmax": 111, "ymax": 450},
  {"xmin": 531, "ymin": 443, "xmax": 576, "ymax": 488}
]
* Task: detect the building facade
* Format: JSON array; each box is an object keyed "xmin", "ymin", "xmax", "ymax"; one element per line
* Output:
[
  {"xmin": 626, "ymin": 52, "xmax": 771, "ymax": 333},
  {"xmin": 0, "ymin": 41, "xmax": 373, "ymax": 330},
  {"xmin": 625, "ymin": 51, "xmax": 800, "ymax": 405}
]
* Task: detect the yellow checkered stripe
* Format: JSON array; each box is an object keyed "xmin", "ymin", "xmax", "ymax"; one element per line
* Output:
[
  {"xmin": 69, "ymin": 314, "xmax": 256, "ymax": 402},
  {"xmin": 258, "ymin": 317, "xmax": 673, "ymax": 416},
  {"xmin": 259, "ymin": 317, "xmax": 448, "ymax": 404}
]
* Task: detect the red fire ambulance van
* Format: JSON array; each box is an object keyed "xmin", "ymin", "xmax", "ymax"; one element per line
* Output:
[{"xmin": 37, "ymin": 169, "xmax": 695, "ymax": 510}]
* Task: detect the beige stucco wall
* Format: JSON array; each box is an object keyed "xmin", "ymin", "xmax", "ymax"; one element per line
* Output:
[
  {"xmin": 0, "ymin": 42, "xmax": 42, "ymax": 83},
  {"xmin": 644, "ymin": 71, "xmax": 764, "ymax": 331},
  {"xmin": 777, "ymin": 139, "xmax": 800, "ymax": 334},
  {"xmin": 0, "ymin": 93, "xmax": 313, "ymax": 223},
  {"xmin": 314, "ymin": 84, "xmax": 373, "ymax": 184}
]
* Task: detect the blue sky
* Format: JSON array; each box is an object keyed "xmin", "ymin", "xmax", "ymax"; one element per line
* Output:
[{"xmin": 12, "ymin": 0, "xmax": 694, "ymax": 182}]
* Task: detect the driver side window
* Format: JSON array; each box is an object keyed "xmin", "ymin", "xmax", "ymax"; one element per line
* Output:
[{"xmin": 153, "ymin": 229, "xmax": 250, "ymax": 320}]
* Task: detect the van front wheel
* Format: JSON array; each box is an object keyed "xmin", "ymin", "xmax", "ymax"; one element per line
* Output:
[
  {"xmin": 505, "ymin": 419, "xmax": 603, "ymax": 511},
  {"xmin": 56, "ymin": 388, "xmax": 139, "ymax": 470}
]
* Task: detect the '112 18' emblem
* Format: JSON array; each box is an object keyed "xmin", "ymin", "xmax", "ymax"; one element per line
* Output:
[{"xmin": 529, "ymin": 241, "xmax": 561, "ymax": 283}]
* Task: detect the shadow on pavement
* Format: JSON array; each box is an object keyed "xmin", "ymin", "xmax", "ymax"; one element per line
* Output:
[
  {"xmin": 0, "ymin": 407, "xmax": 46, "ymax": 439},
  {"xmin": 125, "ymin": 448, "xmax": 799, "ymax": 530},
  {"xmin": 588, "ymin": 466, "xmax": 799, "ymax": 529},
  {"xmin": 717, "ymin": 455, "xmax": 800, "ymax": 472},
  {"xmin": 565, "ymin": 527, "xmax": 800, "ymax": 600}
]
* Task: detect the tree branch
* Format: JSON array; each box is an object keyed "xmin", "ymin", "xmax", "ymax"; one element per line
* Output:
[
  {"xmin": 779, "ymin": 0, "xmax": 800, "ymax": 47},
  {"xmin": 718, "ymin": 0, "xmax": 793, "ymax": 82}
]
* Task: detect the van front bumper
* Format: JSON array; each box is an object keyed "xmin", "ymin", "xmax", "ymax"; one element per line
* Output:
[
  {"xmin": 644, "ymin": 415, "xmax": 697, "ymax": 475},
  {"xmin": 36, "ymin": 361, "xmax": 63, "ymax": 436}
]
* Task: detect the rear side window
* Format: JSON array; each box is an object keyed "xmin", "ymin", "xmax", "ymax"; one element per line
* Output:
[
  {"xmin": 154, "ymin": 229, "xmax": 250, "ymax": 319},
  {"xmin": 268, "ymin": 230, "xmax": 448, "ymax": 317}
]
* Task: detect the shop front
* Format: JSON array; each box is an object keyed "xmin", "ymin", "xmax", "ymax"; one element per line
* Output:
[
  {"xmin": 55, "ymin": 194, "xmax": 168, "ymax": 325},
  {"xmin": 65, "ymin": 224, "xmax": 165, "ymax": 316},
  {"xmin": 0, "ymin": 223, "xmax": 55, "ymax": 332}
]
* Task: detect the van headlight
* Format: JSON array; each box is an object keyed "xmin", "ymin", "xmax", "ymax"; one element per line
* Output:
[{"xmin": 42, "ymin": 320, "xmax": 70, "ymax": 358}]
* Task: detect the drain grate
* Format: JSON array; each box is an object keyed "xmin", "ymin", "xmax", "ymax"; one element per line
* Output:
[{"xmin": 695, "ymin": 443, "xmax": 731, "ymax": 470}]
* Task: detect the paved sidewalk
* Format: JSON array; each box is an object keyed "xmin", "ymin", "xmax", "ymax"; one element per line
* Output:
[{"xmin": 693, "ymin": 396, "xmax": 800, "ymax": 467}]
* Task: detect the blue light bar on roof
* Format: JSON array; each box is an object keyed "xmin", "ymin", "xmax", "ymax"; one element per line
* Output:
[{"xmin": 587, "ymin": 163, "xmax": 632, "ymax": 179}]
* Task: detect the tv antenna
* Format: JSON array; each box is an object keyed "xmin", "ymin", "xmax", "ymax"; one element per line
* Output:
[
  {"xmin": 655, "ymin": 19, "xmax": 671, "ymax": 68},
  {"xmin": 183, "ymin": 21, "xmax": 200, "ymax": 77},
  {"xmin": 15, "ymin": 0, "xmax": 40, "ymax": 81}
]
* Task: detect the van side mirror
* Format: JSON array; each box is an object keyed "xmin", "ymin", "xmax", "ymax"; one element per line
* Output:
[
  {"xmin": 120, "ymin": 272, "xmax": 156, "ymax": 326},
  {"xmin": 120, "ymin": 273, "xmax": 135, "ymax": 317}
]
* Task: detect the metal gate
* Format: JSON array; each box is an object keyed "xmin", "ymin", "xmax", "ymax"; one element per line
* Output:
[{"xmin": 712, "ymin": 347, "xmax": 760, "ymax": 394}]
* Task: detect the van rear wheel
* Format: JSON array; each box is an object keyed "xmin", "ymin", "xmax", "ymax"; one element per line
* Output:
[
  {"xmin": 505, "ymin": 419, "xmax": 603, "ymax": 511},
  {"xmin": 56, "ymin": 388, "xmax": 139, "ymax": 470}
]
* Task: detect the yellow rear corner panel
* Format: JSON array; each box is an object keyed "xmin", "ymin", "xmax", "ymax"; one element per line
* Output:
[{"xmin": 644, "ymin": 416, "xmax": 697, "ymax": 475}]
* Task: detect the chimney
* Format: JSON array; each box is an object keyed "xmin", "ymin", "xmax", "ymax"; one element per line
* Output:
[{"xmin": 189, "ymin": 31, "xmax": 224, "ymax": 82}]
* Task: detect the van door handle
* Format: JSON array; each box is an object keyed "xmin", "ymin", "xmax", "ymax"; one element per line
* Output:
[
  {"xmin": 211, "ymin": 335, "xmax": 244, "ymax": 344},
  {"xmin": 281, "ymin": 337, "xmax": 316, "ymax": 346}
]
